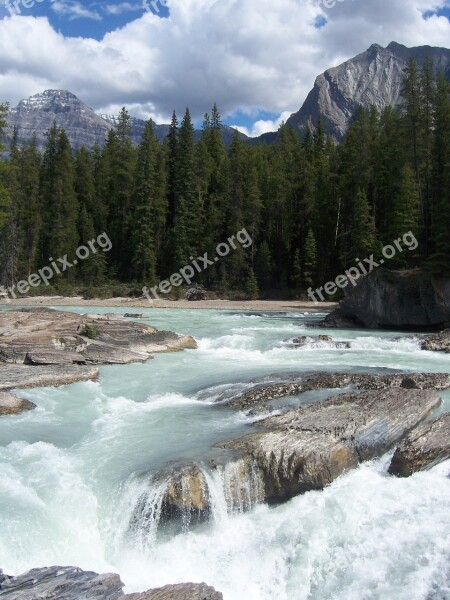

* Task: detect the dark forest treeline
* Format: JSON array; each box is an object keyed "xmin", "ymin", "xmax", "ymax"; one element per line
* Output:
[{"xmin": 0, "ymin": 58, "xmax": 449, "ymax": 298}]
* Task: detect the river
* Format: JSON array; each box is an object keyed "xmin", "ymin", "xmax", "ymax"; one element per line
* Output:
[{"xmin": 0, "ymin": 308, "xmax": 449, "ymax": 599}]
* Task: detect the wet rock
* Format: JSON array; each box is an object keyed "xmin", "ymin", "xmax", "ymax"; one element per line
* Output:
[
  {"xmin": 222, "ymin": 389, "xmax": 441, "ymax": 503},
  {"xmin": 389, "ymin": 412, "xmax": 450, "ymax": 477},
  {"xmin": 124, "ymin": 313, "xmax": 145, "ymax": 319},
  {"xmin": 134, "ymin": 458, "xmax": 265, "ymax": 533},
  {"xmin": 0, "ymin": 391, "xmax": 35, "ymax": 416},
  {"xmin": 0, "ymin": 565, "xmax": 124, "ymax": 599},
  {"xmin": 160, "ymin": 464, "xmax": 210, "ymax": 522},
  {"xmin": 421, "ymin": 329, "xmax": 450, "ymax": 353},
  {"xmin": 290, "ymin": 335, "xmax": 351, "ymax": 349},
  {"xmin": 227, "ymin": 372, "xmax": 450, "ymax": 410}
]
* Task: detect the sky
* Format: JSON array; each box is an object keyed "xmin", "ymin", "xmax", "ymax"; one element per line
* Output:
[{"xmin": 0, "ymin": 0, "xmax": 449, "ymax": 136}]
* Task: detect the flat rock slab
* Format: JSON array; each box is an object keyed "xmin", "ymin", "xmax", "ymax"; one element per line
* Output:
[
  {"xmin": 0, "ymin": 391, "xmax": 35, "ymax": 416},
  {"xmin": 0, "ymin": 364, "xmax": 99, "ymax": 392},
  {"xmin": 389, "ymin": 412, "xmax": 450, "ymax": 476},
  {"xmin": 0, "ymin": 567, "xmax": 223, "ymax": 600},
  {"xmin": 0, "ymin": 309, "xmax": 196, "ymax": 414},
  {"xmin": 222, "ymin": 388, "xmax": 441, "ymax": 503}
]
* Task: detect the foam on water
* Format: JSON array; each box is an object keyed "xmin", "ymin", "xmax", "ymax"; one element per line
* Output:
[{"xmin": 110, "ymin": 457, "xmax": 450, "ymax": 600}]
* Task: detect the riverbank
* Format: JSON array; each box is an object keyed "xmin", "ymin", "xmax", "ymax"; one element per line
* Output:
[{"xmin": 0, "ymin": 296, "xmax": 337, "ymax": 312}]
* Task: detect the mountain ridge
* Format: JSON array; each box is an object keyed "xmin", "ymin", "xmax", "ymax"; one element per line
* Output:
[{"xmin": 4, "ymin": 41, "xmax": 450, "ymax": 150}]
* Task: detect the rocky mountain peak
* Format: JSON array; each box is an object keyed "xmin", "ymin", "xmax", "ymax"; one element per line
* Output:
[{"xmin": 285, "ymin": 42, "xmax": 450, "ymax": 141}]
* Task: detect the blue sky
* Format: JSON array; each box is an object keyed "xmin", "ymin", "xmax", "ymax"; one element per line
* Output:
[{"xmin": 1, "ymin": 0, "xmax": 449, "ymax": 135}]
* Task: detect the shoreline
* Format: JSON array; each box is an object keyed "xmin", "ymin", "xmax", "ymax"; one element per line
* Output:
[{"xmin": 0, "ymin": 296, "xmax": 337, "ymax": 312}]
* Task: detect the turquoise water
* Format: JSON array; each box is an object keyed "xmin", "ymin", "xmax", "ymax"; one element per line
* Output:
[{"xmin": 0, "ymin": 308, "xmax": 449, "ymax": 599}]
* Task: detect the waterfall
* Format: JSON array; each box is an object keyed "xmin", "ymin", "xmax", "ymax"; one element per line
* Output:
[{"xmin": 122, "ymin": 458, "xmax": 265, "ymax": 552}]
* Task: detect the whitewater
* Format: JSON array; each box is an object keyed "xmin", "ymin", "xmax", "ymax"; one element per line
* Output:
[{"xmin": 0, "ymin": 308, "xmax": 449, "ymax": 600}]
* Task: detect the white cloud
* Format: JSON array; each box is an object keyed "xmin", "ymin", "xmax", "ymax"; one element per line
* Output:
[
  {"xmin": 0, "ymin": 0, "xmax": 449, "ymax": 130},
  {"xmin": 231, "ymin": 112, "xmax": 294, "ymax": 138},
  {"xmin": 51, "ymin": 0, "xmax": 101, "ymax": 21},
  {"xmin": 103, "ymin": 2, "xmax": 143, "ymax": 16}
]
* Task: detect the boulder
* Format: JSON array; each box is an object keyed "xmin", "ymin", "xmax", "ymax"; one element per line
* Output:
[
  {"xmin": 185, "ymin": 286, "xmax": 207, "ymax": 301},
  {"xmin": 323, "ymin": 269, "xmax": 450, "ymax": 330},
  {"xmin": 388, "ymin": 412, "xmax": 450, "ymax": 477},
  {"xmin": 222, "ymin": 388, "xmax": 441, "ymax": 503}
]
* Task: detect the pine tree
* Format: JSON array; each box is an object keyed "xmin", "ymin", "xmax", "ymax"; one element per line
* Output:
[
  {"xmin": 303, "ymin": 229, "xmax": 317, "ymax": 287},
  {"xmin": 429, "ymin": 74, "xmax": 450, "ymax": 273},
  {"xmin": 129, "ymin": 120, "xmax": 166, "ymax": 282},
  {"xmin": 349, "ymin": 189, "xmax": 379, "ymax": 261},
  {"xmin": 40, "ymin": 127, "xmax": 79, "ymax": 275},
  {"xmin": 246, "ymin": 268, "xmax": 259, "ymax": 299},
  {"xmin": 173, "ymin": 108, "xmax": 200, "ymax": 267}
]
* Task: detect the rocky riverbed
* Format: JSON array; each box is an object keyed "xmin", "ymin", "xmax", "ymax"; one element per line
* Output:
[
  {"xmin": 0, "ymin": 566, "xmax": 223, "ymax": 600},
  {"xmin": 0, "ymin": 308, "xmax": 196, "ymax": 415}
]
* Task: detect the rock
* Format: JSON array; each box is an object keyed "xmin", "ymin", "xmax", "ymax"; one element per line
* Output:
[
  {"xmin": 323, "ymin": 269, "xmax": 450, "ymax": 330},
  {"xmin": 160, "ymin": 464, "xmax": 210, "ymax": 523},
  {"xmin": 0, "ymin": 391, "xmax": 35, "ymax": 416},
  {"xmin": 0, "ymin": 364, "xmax": 99, "ymax": 393},
  {"xmin": 126, "ymin": 583, "xmax": 223, "ymax": 600},
  {"xmin": 124, "ymin": 313, "xmax": 145, "ymax": 319},
  {"xmin": 0, "ymin": 566, "xmax": 124, "ymax": 599},
  {"xmin": 0, "ymin": 566, "xmax": 223, "ymax": 600},
  {"xmin": 0, "ymin": 309, "xmax": 196, "ymax": 400},
  {"xmin": 222, "ymin": 389, "xmax": 441, "ymax": 503},
  {"xmin": 290, "ymin": 335, "xmax": 351, "ymax": 349},
  {"xmin": 226, "ymin": 372, "xmax": 450, "ymax": 411},
  {"xmin": 132, "ymin": 458, "xmax": 264, "ymax": 532},
  {"xmin": 388, "ymin": 412, "xmax": 450, "ymax": 477},
  {"xmin": 421, "ymin": 330, "xmax": 450, "ymax": 353},
  {"xmin": 185, "ymin": 286, "xmax": 207, "ymax": 301}
]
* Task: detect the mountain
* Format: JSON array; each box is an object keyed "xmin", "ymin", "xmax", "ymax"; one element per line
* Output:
[
  {"xmin": 6, "ymin": 90, "xmax": 113, "ymax": 150},
  {"xmin": 5, "ymin": 90, "xmax": 247, "ymax": 150},
  {"xmin": 285, "ymin": 42, "xmax": 450, "ymax": 141}
]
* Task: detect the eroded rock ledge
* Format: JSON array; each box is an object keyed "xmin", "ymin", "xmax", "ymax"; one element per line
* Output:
[
  {"xmin": 222, "ymin": 388, "xmax": 441, "ymax": 503},
  {"xmin": 226, "ymin": 372, "xmax": 450, "ymax": 410},
  {"xmin": 0, "ymin": 566, "xmax": 223, "ymax": 600},
  {"xmin": 0, "ymin": 308, "xmax": 196, "ymax": 415},
  {"xmin": 389, "ymin": 412, "xmax": 450, "ymax": 477}
]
